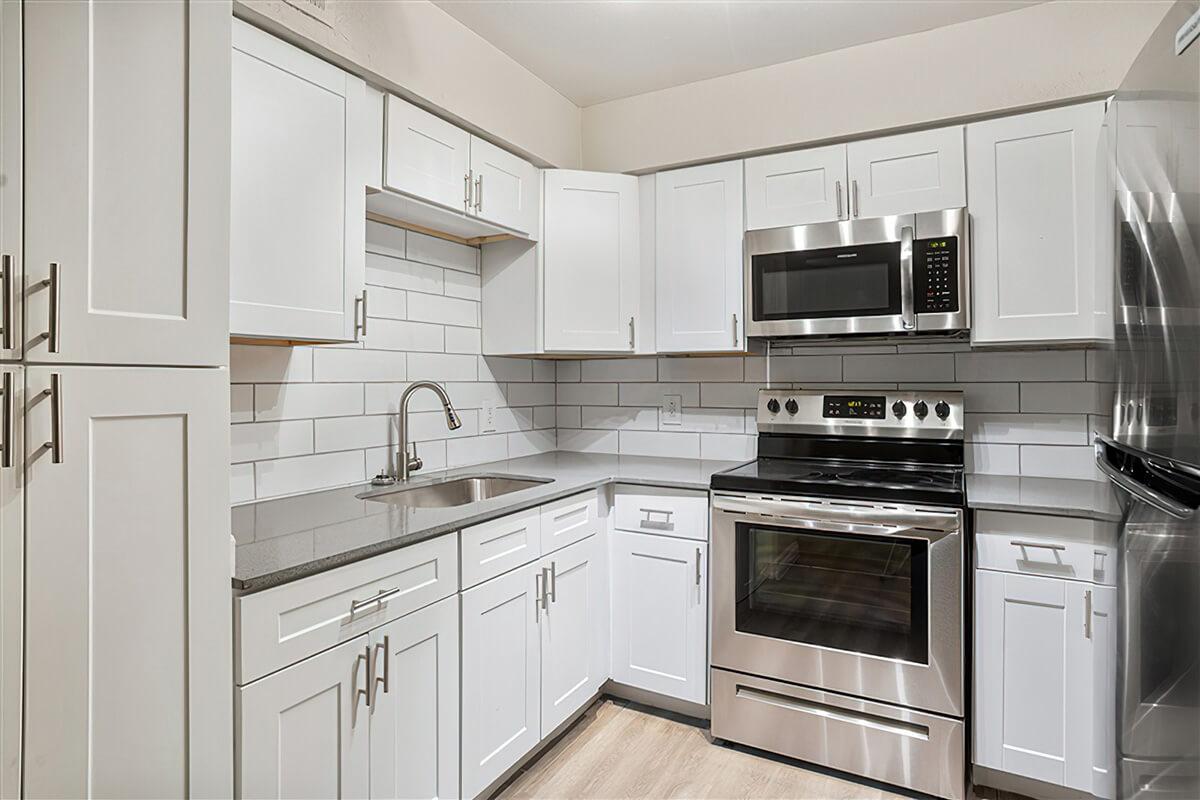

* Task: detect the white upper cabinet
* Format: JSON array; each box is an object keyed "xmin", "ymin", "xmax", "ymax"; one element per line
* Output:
[
  {"xmin": 23, "ymin": 0, "xmax": 229, "ymax": 366},
  {"xmin": 968, "ymin": 102, "xmax": 1110, "ymax": 345},
  {"xmin": 230, "ymin": 19, "xmax": 366, "ymax": 343},
  {"xmin": 543, "ymin": 170, "xmax": 640, "ymax": 352},
  {"xmin": 470, "ymin": 136, "xmax": 539, "ymax": 235},
  {"xmin": 745, "ymin": 144, "xmax": 847, "ymax": 229},
  {"xmin": 845, "ymin": 126, "xmax": 966, "ymax": 218},
  {"xmin": 384, "ymin": 95, "xmax": 471, "ymax": 213},
  {"xmin": 0, "ymin": 1, "xmax": 21, "ymax": 362},
  {"xmin": 656, "ymin": 161, "xmax": 746, "ymax": 353}
]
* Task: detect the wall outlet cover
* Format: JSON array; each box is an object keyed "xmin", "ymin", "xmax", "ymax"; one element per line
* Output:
[
  {"xmin": 481, "ymin": 397, "xmax": 497, "ymax": 433},
  {"xmin": 661, "ymin": 394, "xmax": 682, "ymax": 426}
]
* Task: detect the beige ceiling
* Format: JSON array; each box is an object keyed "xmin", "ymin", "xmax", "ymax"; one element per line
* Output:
[{"xmin": 433, "ymin": 0, "xmax": 1043, "ymax": 107}]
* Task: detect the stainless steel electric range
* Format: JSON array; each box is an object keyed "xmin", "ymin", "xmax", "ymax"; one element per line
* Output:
[{"xmin": 709, "ymin": 389, "xmax": 967, "ymax": 800}]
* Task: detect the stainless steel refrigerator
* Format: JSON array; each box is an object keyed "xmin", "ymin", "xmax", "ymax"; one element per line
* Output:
[{"xmin": 1097, "ymin": 2, "xmax": 1200, "ymax": 797}]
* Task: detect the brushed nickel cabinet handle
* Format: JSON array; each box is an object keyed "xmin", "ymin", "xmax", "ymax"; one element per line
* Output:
[
  {"xmin": 374, "ymin": 635, "xmax": 390, "ymax": 697},
  {"xmin": 639, "ymin": 508, "xmax": 674, "ymax": 531},
  {"xmin": 355, "ymin": 289, "xmax": 368, "ymax": 339},
  {"xmin": 834, "ymin": 180, "xmax": 843, "ymax": 219},
  {"xmin": 43, "ymin": 373, "xmax": 62, "ymax": 464},
  {"xmin": 549, "ymin": 561, "xmax": 557, "ymax": 603},
  {"xmin": 356, "ymin": 644, "xmax": 372, "ymax": 708},
  {"xmin": 1010, "ymin": 539, "xmax": 1067, "ymax": 552},
  {"xmin": 0, "ymin": 254, "xmax": 12, "ymax": 351},
  {"xmin": 1084, "ymin": 589, "xmax": 1093, "ymax": 639},
  {"xmin": 851, "ymin": 179, "xmax": 859, "ymax": 217},
  {"xmin": 40, "ymin": 262, "xmax": 60, "ymax": 353},
  {"xmin": 695, "ymin": 548, "xmax": 702, "ymax": 586},
  {"xmin": 628, "ymin": 316, "xmax": 635, "ymax": 349},
  {"xmin": 732, "ymin": 313, "xmax": 739, "ymax": 346},
  {"xmin": 349, "ymin": 586, "xmax": 400, "ymax": 619},
  {"xmin": 1, "ymin": 372, "xmax": 11, "ymax": 469},
  {"xmin": 474, "ymin": 173, "xmax": 483, "ymax": 212},
  {"xmin": 535, "ymin": 568, "xmax": 546, "ymax": 616},
  {"xmin": 464, "ymin": 171, "xmax": 472, "ymax": 211}
]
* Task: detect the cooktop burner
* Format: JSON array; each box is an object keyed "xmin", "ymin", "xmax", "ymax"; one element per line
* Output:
[{"xmin": 711, "ymin": 457, "xmax": 963, "ymax": 505}]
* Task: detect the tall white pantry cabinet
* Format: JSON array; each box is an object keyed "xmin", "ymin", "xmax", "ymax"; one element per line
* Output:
[{"xmin": 1, "ymin": 1, "xmax": 234, "ymax": 797}]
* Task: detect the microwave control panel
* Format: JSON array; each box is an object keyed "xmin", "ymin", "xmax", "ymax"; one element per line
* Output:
[{"xmin": 914, "ymin": 236, "xmax": 959, "ymax": 313}]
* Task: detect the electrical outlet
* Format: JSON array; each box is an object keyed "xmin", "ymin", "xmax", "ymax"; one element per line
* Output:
[
  {"xmin": 661, "ymin": 394, "xmax": 682, "ymax": 426},
  {"xmin": 481, "ymin": 398, "xmax": 497, "ymax": 433}
]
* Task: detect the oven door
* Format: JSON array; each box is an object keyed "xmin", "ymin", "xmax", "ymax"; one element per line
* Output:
[
  {"xmin": 711, "ymin": 492, "xmax": 964, "ymax": 717},
  {"xmin": 745, "ymin": 214, "xmax": 916, "ymax": 338}
]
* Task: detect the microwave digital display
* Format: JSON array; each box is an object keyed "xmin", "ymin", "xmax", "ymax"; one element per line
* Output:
[{"xmin": 822, "ymin": 395, "xmax": 887, "ymax": 419}]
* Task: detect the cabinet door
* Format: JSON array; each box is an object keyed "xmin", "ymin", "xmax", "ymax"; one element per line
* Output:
[
  {"xmin": 540, "ymin": 535, "xmax": 607, "ymax": 734},
  {"xmin": 384, "ymin": 95, "xmax": 471, "ymax": 212},
  {"xmin": 744, "ymin": 144, "xmax": 846, "ymax": 229},
  {"xmin": 974, "ymin": 571, "xmax": 1092, "ymax": 790},
  {"xmin": 230, "ymin": 20, "xmax": 366, "ymax": 343},
  {"xmin": 23, "ymin": 0, "xmax": 228, "ymax": 366},
  {"xmin": 470, "ymin": 136, "xmax": 539, "ymax": 235},
  {"xmin": 461, "ymin": 563, "xmax": 541, "ymax": 799},
  {"xmin": 0, "ymin": 1, "xmax": 21, "ymax": 361},
  {"xmin": 0, "ymin": 365, "xmax": 20, "ymax": 799},
  {"xmin": 967, "ymin": 102, "xmax": 1108, "ymax": 344},
  {"xmin": 370, "ymin": 595, "xmax": 460, "ymax": 800},
  {"xmin": 656, "ymin": 161, "xmax": 745, "ymax": 353},
  {"xmin": 238, "ymin": 636, "xmax": 371, "ymax": 799},
  {"xmin": 611, "ymin": 531, "xmax": 707, "ymax": 704},
  {"xmin": 1091, "ymin": 585, "xmax": 1117, "ymax": 800},
  {"xmin": 543, "ymin": 170, "xmax": 640, "ymax": 352},
  {"xmin": 846, "ymin": 126, "xmax": 965, "ymax": 218},
  {"xmin": 22, "ymin": 366, "xmax": 230, "ymax": 798}
]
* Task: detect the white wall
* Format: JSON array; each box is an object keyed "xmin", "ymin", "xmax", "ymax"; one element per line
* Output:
[
  {"xmin": 234, "ymin": 0, "xmax": 581, "ymax": 168},
  {"xmin": 580, "ymin": 0, "xmax": 1170, "ymax": 173}
]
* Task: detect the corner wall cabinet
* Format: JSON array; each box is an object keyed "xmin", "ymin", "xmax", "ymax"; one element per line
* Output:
[{"xmin": 230, "ymin": 19, "xmax": 367, "ymax": 343}]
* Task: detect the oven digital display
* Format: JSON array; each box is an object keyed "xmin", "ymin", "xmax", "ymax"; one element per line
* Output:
[{"xmin": 822, "ymin": 395, "xmax": 886, "ymax": 419}]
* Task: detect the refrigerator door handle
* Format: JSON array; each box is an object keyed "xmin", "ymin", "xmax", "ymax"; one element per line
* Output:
[{"xmin": 1097, "ymin": 456, "xmax": 1194, "ymax": 520}]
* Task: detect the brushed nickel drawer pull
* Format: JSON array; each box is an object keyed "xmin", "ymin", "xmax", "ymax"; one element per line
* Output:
[
  {"xmin": 640, "ymin": 507, "xmax": 675, "ymax": 531},
  {"xmin": 1010, "ymin": 540, "xmax": 1066, "ymax": 552},
  {"xmin": 349, "ymin": 586, "xmax": 401, "ymax": 619},
  {"xmin": 1, "ymin": 372, "xmax": 11, "ymax": 469},
  {"xmin": 40, "ymin": 262, "xmax": 60, "ymax": 353},
  {"xmin": 42, "ymin": 373, "xmax": 62, "ymax": 464},
  {"xmin": 0, "ymin": 254, "xmax": 12, "ymax": 351}
]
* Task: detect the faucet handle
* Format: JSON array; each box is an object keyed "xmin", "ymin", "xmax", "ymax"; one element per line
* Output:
[{"xmin": 405, "ymin": 441, "xmax": 423, "ymax": 473}]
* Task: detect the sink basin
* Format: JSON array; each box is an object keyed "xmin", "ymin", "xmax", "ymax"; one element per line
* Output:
[{"xmin": 361, "ymin": 474, "xmax": 553, "ymax": 508}]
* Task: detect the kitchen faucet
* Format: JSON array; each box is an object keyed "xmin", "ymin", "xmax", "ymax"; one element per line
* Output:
[{"xmin": 379, "ymin": 381, "xmax": 461, "ymax": 483}]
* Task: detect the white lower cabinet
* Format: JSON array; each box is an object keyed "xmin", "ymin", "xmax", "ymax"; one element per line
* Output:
[{"xmin": 610, "ymin": 530, "xmax": 708, "ymax": 704}]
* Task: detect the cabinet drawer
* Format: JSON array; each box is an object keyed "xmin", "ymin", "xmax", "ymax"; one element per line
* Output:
[
  {"xmin": 236, "ymin": 533, "xmax": 458, "ymax": 684},
  {"xmin": 975, "ymin": 510, "xmax": 1116, "ymax": 585},
  {"xmin": 614, "ymin": 486, "xmax": 708, "ymax": 541},
  {"xmin": 461, "ymin": 508, "xmax": 542, "ymax": 589},
  {"xmin": 540, "ymin": 491, "xmax": 601, "ymax": 553}
]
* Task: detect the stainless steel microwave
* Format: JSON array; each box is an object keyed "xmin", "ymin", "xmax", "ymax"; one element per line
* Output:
[{"xmin": 744, "ymin": 208, "xmax": 969, "ymax": 339}]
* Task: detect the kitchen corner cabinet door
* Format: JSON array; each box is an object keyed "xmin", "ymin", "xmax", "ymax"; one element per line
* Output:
[
  {"xmin": 369, "ymin": 594, "xmax": 461, "ymax": 800},
  {"xmin": 845, "ymin": 126, "xmax": 966, "ymax": 218},
  {"xmin": 23, "ymin": 0, "xmax": 229, "ymax": 366},
  {"xmin": 0, "ymin": 1, "xmax": 22, "ymax": 362},
  {"xmin": 461, "ymin": 564, "xmax": 542, "ymax": 799},
  {"xmin": 656, "ymin": 161, "xmax": 746, "ymax": 353},
  {"xmin": 611, "ymin": 531, "xmax": 707, "ymax": 704},
  {"xmin": 1091, "ymin": 585, "xmax": 1117, "ymax": 800},
  {"xmin": 23, "ymin": 366, "xmax": 231, "ymax": 798},
  {"xmin": 384, "ymin": 95, "xmax": 472, "ymax": 212},
  {"xmin": 974, "ymin": 571, "xmax": 1093, "ymax": 791},
  {"xmin": 967, "ymin": 102, "xmax": 1109, "ymax": 345},
  {"xmin": 230, "ymin": 19, "xmax": 366, "ymax": 343},
  {"xmin": 744, "ymin": 144, "xmax": 847, "ymax": 229},
  {"xmin": 470, "ymin": 136, "xmax": 539, "ymax": 236},
  {"xmin": 543, "ymin": 170, "xmax": 640, "ymax": 352},
  {"xmin": 0, "ymin": 365, "xmax": 21, "ymax": 799},
  {"xmin": 540, "ymin": 535, "xmax": 608, "ymax": 734},
  {"xmin": 237, "ymin": 636, "xmax": 371, "ymax": 799}
]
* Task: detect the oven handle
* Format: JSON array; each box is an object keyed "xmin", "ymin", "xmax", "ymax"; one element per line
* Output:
[{"xmin": 711, "ymin": 493, "xmax": 960, "ymax": 535}]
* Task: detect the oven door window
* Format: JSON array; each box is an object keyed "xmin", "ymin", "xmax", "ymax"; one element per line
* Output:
[
  {"xmin": 751, "ymin": 241, "xmax": 902, "ymax": 321},
  {"xmin": 735, "ymin": 522, "xmax": 929, "ymax": 664}
]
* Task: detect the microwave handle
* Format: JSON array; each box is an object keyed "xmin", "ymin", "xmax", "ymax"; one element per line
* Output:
[{"xmin": 899, "ymin": 225, "xmax": 915, "ymax": 331}]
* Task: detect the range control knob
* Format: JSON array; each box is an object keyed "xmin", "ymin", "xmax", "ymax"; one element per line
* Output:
[
  {"xmin": 785, "ymin": 398, "xmax": 799, "ymax": 415},
  {"xmin": 913, "ymin": 400, "xmax": 929, "ymax": 420},
  {"xmin": 766, "ymin": 398, "xmax": 781, "ymax": 414},
  {"xmin": 935, "ymin": 400, "xmax": 951, "ymax": 420},
  {"xmin": 892, "ymin": 401, "xmax": 907, "ymax": 418}
]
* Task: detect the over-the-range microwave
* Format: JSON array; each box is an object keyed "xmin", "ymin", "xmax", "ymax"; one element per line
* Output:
[{"xmin": 744, "ymin": 207, "xmax": 969, "ymax": 339}]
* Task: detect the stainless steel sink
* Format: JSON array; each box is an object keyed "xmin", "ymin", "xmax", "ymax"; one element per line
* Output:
[{"xmin": 360, "ymin": 474, "xmax": 553, "ymax": 508}]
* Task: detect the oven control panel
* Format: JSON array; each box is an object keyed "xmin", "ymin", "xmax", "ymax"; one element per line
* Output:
[
  {"xmin": 914, "ymin": 236, "xmax": 960, "ymax": 314},
  {"xmin": 758, "ymin": 389, "xmax": 963, "ymax": 440}
]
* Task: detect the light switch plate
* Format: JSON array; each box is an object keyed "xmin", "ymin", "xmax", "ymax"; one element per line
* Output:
[
  {"xmin": 661, "ymin": 394, "xmax": 682, "ymax": 426},
  {"xmin": 481, "ymin": 397, "xmax": 497, "ymax": 433}
]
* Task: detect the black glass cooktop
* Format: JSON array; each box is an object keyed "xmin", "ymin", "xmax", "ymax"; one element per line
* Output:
[{"xmin": 711, "ymin": 456, "xmax": 964, "ymax": 506}]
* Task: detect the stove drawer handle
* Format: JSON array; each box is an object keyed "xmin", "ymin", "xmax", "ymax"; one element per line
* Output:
[{"xmin": 711, "ymin": 494, "xmax": 959, "ymax": 532}]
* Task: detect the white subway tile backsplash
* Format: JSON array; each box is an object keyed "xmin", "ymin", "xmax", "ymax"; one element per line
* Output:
[
  {"xmin": 231, "ymin": 385, "xmax": 254, "ymax": 424},
  {"xmin": 365, "ymin": 318, "xmax": 444, "ymax": 352},
  {"xmin": 443, "ymin": 382, "xmax": 507, "ymax": 411},
  {"xmin": 407, "ymin": 294, "xmax": 479, "ymax": 327},
  {"xmin": 231, "ymin": 463, "xmax": 256, "ymax": 504},
  {"xmin": 363, "ymin": 382, "xmax": 447, "ymax": 414},
  {"xmin": 581, "ymin": 358, "xmax": 658, "ymax": 382},
  {"xmin": 581, "ymin": 406, "xmax": 658, "ymax": 431},
  {"xmin": 255, "ymin": 451, "xmax": 365, "ymax": 499},
  {"xmin": 365, "ymin": 220, "xmax": 407, "ymax": 259},
  {"xmin": 507, "ymin": 383, "xmax": 556, "ymax": 407},
  {"xmin": 618, "ymin": 430, "xmax": 700, "ymax": 459},
  {"xmin": 556, "ymin": 406, "xmax": 581, "ymax": 429},
  {"xmin": 406, "ymin": 353, "xmax": 478, "ymax": 381},
  {"xmin": 313, "ymin": 349, "xmax": 407, "ymax": 383},
  {"xmin": 556, "ymin": 361, "xmax": 581, "ymax": 382},
  {"xmin": 255, "ymin": 383, "xmax": 364, "ymax": 421},
  {"xmin": 1087, "ymin": 348, "xmax": 1115, "ymax": 382},
  {"xmin": 406, "ymin": 230, "xmax": 479, "ymax": 274},
  {"xmin": 955, "ymin": 350, "xmax": 1086, "ymax": 382},
  {"xmin": 900, "ymin": 382, "xmax": 1020, "ymax": 413},
  {"xmin": 659, "ymin": 356, "xmax": 744, "ymax": 382},
  {"xmin": 965, "ymin": 443, "xmax": 1021, "ymax": 475},
  {"xmin": 366, "ymin": 254, "xmax": 443, "ymax": 294},
  {"xmin": 313, "ymin": 414, "xmax": 394, "ymax": 453},
  {"xmin": 965, "ymin": 413, "xmax": 1089, "ymax": 445},
  {"xmin": 558, "ymin": 383, "xmax": 618, "ymax": 406},
  {"xmin": 232, "ymin": 420, "xmax": 313, "ymax": 464},
  {"xmin": 508, "ymin": 429, "xmax": 556, "ymax": 458},
  {"xmin": 444, "ymin": 326, "xmax": 482, "ymax": 354},
  {"xmin": 677, "ymin": 408, "xmax": 745, "ymax": 434},
  {"xmin": 1020, "ymin": 445, "xmax": 1100, "ymax": 480},
  {"xmin": 700, "ymin": 433, "xmax": 756, "ymax": 461},
  {"xmin": 366, "ymin": 285, "xmax": 409, "ymax": 321},
  {"xmin": 534, "ymin": 406, "xmax": 556, "ymax": 429},
  {"xmin": 447, "ymin": 433, "xmax": 508, "ymax": 467},
  {"xmin": 700, "ymin": 383, "xmax": 763, "ymax": 408},
  {"xmin": 532, "ymin": 361, "xmax": 556, "ymax": 382},
  {"xmin": 231, "ymin": 345, "xmax": 313, "ymax": 383},
  {"xmin": 619, "ymin": 382, "xmax": 700, "ymax": 407},
  {"xmin": 557, "ymin": 428, "xmax": 619, "ymax": 454},
  {"xmin": 443, "ymin": 269, "xmax": 482, "ymax": 300},
  {"xmin": 480, "ymin": 356, "xmax": 533, "ymax": 383},
  {"xmin": 1020, "ymin": 382, "xmax": 1112, "ymax": 414},
  {"xmin": 843, "ymin": 353, "xmax": 954, "ymax": 382},
  {"xmin": 769, "ymin": 355, "xmax": 842, "ymax": 383}
]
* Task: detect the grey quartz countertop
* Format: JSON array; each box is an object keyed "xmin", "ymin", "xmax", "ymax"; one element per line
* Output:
[
  {"xmin": 233, "ymin": 451, "xmax": 739, "ymax": 593},
  {"xmin": 966, "ymin": 474, "xmax": 1123, "ymax": 522}
]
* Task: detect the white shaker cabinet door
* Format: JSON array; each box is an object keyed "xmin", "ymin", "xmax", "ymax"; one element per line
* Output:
[
  {"xmin": 470, "ymin": 135, "xmax": 539, "ymax": 236},
  {"xmin": 543, "ymin": 170, "xmax": 640, "ymax": 353},
  {"xmin": 384, "ymin": 95, "xmax": 472, "ymax": 212},
  {"xmin": 238, "ymin": 636, "xmax": 371, "ymax": 800},
  {"xmin": 845, "ymin": 126, "xmax": 966, "ymax": 218},
  {"xmin": 1091, "ymin": 585, "xmax": 1117, "ymax": 800},
  {"xmin": 230, "ymin": 19, "xmax": 367, "ymax": 343},
  {"xmin": 0, "ymin": 365, "xmax": 20, "ymax": 799},
  {"xmin": 967, "ymin": 102, "xmax": 1109, "ymax": 345},
  {"xmin": 369, "ymin": 594, "xmax": 461, "ymax": 800},
  {"xmin": 611, "ymin": 531, "xmax": 708, "ymax": 704},
  {"xmin": 539, "ymin": 535, "xmax": 608, "ymax": 734},
  {"xmin": 744, "ymin": 144, "xmax": 847, "ymax": 229},
  {"xmin": 23, "ymin": 366, "xmax": 230, "ymax": 798},
  {"xmin": 23, "ymin": 0, "xmax": 229, "ymax": 366},
  {"xmin": 461, "ymin": 563, "xmax": 542, "ymax": 799},
  {"xmin": 0, "ymin": 1, "xmax": 21, "ymax": 361},
  {"xmin": 656, "ymin": 161, "xmax": 745, "ymax": 353}
]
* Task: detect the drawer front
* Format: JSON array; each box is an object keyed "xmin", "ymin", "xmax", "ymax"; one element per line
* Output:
[
  {"xmin": 614, "ymin": 486, "xmax": 708, "ymax": 541},
  {"xmin": 461, "ymin": 507, "xmax": 542, "ymax": 589},
  {"xmin": 236, "ymin": 533, "xmax": 458, "ymax": 684},
  {"xmin": 540, "ymin": 491, "xmax": 601, "ymax": 554},
  {"xmin": 975, "ymin": 510, "xmax": 1116, "ymax": 585}
]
